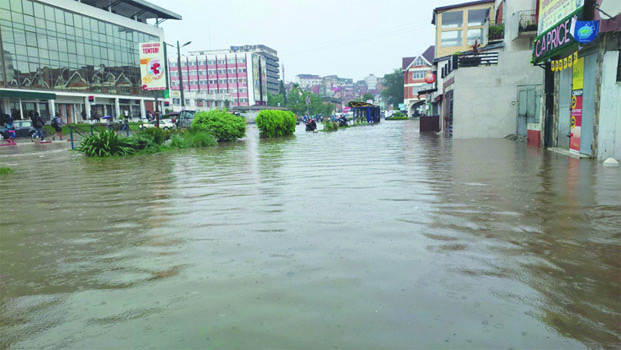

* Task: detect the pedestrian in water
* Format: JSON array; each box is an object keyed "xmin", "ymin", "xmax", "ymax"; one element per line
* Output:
[
  {"xmin": 51, "ymin": 114, "xmax": 63, "ymax": 141},
  {"xmin": 4, "ymin": 114, "xmax": 15, "ymax": 144},
  {"xmin": 30, "ymin": 111, "xmax": 45, "ymax": 142}
]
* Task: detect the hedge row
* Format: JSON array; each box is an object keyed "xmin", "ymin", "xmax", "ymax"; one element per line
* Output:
[{"xmin": 256, "ymin": 110, "xmax": 297, "ymax": 138}]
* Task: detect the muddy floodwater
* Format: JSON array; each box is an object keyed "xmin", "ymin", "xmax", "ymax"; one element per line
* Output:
[{"xmin": 1, "ymin": 121, "xmax": 620, "ymax": 349}]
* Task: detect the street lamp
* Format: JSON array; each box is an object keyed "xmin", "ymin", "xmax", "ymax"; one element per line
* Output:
[{"xmin": 166, "ymin": 40, "xmax": 192, "ymax": 109}]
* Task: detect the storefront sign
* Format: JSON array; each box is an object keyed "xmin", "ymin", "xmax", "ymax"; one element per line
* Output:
[
  {"xmin": 573, "ymin": 21, "xmax": 599, "ymax": 43},
  {"xmin": 552, "ymin": 51, "xmax": 578, "ymax": 72},
  {"xmin": 139, "ymin": 42, "xmax": 166, "ymax": 91},
  {"xmin": 570, "ymin": 57, "xmax": 584, "ymax": 153},
  {"xmin": 533, "ymin": 15, "xmax": 578, "ymax": 64},
  {"xmin": 538, "ymin": 0, "xmax": 584, "ymax": 35}
]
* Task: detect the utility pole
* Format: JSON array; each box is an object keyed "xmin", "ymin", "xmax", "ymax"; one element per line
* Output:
[{"xmin": 177, "ymin": 40, "xmax": 185, "ymax": 109}]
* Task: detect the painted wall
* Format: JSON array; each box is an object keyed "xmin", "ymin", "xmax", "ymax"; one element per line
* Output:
[
  {"xmin": 597, "ymin": 50, "xmax": 621, "ymax": 160},
  {"xmin": 435, "ymin": 2, "xmax": 495, "ymax": 58},
  {"xmin": 451, "ymin": 49, "xmax": 543, "ymax": 138}
]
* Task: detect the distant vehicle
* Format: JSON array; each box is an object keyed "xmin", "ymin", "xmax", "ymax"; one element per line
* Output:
[
  {"xmin": 0, "ymin": 120, "xmax": 36, "ymax": 140},
  {"xmin": 139, "ymin": 118, "xmax": 176, "ymax": 130},
  {"xmin": 166, "ymin": 110, "xmax": 196, "ymax": 128}
]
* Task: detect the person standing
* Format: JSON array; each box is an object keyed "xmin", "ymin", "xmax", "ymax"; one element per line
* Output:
[
  {"xmin": 4, "ymin": 114, "xmax": 15, "ymax": 144},
  {"xmin": 31, "ymin": 112, "xmax": 46, "ymax": 142},
  {"xmin": 52, "ymin": 114, "xmax": 63, "ymax": 141}
]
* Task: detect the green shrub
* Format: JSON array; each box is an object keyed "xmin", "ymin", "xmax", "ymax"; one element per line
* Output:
[
  {"xmin": 322, "ymin": 121, "xmax": 338, "ymax": 132},
  {"xmin": 140, "ymin": 127, "xmax": 166, "ymax": 145},
  {"xmin": 0, "ymin": 167, "xmax": 12, "ymax": 175},
  {"xmin": 77, "ymin": 129, "xmax": 135, "ymax": 157},
  {"xmin": 256, "ymin": 110, "xmax": 297, "ymax": 138},
  {"xmin": 192, "ymin": 109, "xmax": 245, "ymax": 142}
]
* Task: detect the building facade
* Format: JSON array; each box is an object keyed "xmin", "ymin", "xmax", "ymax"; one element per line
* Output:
[
  {"xmin": 0, "ymin": 0, "xmax": 180, "ymax": 122},
  {"xmin": 533, "ymin": 0, "xmax": 621, "ymax": 160},
  {"xmin": 402, "ymin": 46, "xmax": 435, "ymax": 117},
  {"xmin": 427, "ymin": 0, "xmax": 544, "ymax": 139},
  {"xmin": 168, "ymin": 50, "xmax": 267, "ymax": 111},
  {"xmin": 295, "ymin": 74, "xmax": 322, "ymax": 89},
  {"xmin": 433, "ymin": 0, "xmax": 495, "ymax": 58}
]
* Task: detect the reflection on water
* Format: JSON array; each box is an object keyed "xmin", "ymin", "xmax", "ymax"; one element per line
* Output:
[{"xmin": 0, "ymin": 122, "xmax": 619, "ymax": 349}]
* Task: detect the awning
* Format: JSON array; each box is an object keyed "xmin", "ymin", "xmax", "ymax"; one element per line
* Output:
[{"xmin": 0, "ymin": 89, "xmax": 57, "ymax": 100}]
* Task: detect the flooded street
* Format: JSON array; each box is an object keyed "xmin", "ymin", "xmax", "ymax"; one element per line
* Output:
[{"xmin": 1, "ymin": 121, "xmax": 620, "ymax": 349}]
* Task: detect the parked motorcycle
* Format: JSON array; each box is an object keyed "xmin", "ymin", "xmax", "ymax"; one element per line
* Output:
[
  {"xmin": 338, "ymin": 116, "xmax": 348, "ymax": 127},
  {"xmin": 305, "ymin": 119, "xmax": 317, "ymax": 132}
]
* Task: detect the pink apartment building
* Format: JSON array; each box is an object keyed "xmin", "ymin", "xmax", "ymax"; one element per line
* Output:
[{"xmin": 168, "ymin": 50, "xmax": 267, "ymax": 110}]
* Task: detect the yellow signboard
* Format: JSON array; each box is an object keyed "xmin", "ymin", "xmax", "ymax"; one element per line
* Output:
[
  {"xmin": 572, "ymin": 57, "xmax": 584, "ymax": 90},
  {"xmin": 538, "ymin": 0, "xmax": 584, "ymax": 35}
]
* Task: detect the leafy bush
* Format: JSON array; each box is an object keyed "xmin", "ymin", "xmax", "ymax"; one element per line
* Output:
[
  {"xmin": 0, "ymin": 167, "xmax": 12, "ymax": 175},
  {"xmin": 139, "ymin": 127, "xmax": 166, "ymax": 145},
  {"xmin": 77, "ymin": 129, "xmax": 135, "ymax": 157},
  {"xmin": 192, "ymin": 109, "xmax": 245, "ymax": 142},
  {"xmin": 256, "ymin": 110, "xmax": 297, "ymax": 138},
  {"xmin": 322, "ymin": 121, "xmax": 338, "ymax": 132}
]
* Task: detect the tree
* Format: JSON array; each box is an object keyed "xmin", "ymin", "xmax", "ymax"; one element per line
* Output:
[
  {"xmin": 267, "ymin": 92, "xmax": 285, "ymax": 107},
  {"xmin": 381, "ymin": 68, "xmax": 404, "ymax": 109},
  {"xmin": 279, "ymin": 80, "xmax": 287, "ymax": 104},
  {"xmin": 362, "ymin": 93, "xmax": 374, "ymax": 102}
]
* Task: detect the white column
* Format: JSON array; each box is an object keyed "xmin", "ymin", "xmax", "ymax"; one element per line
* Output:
[
  {"xmin": 84, "ymin": 96, "xmax": 91, "ymax": 121},
  {"xmin": 1, "ymin": 98, "xmax": 10, "ymax": 114},
  {"xmin": 18, "ymin": 98, "xmax": 23, "ymax": 119},
  {"xmin": 115, "ymin": 98, "xmax": 121, "ymax": 119},
  {"xmin": 140, "ymin": 99, "xmax": 146, "ymax": 119},
  {"xmin": 49, "ymin": 100, "xmax": 56, "ymax": 119}
]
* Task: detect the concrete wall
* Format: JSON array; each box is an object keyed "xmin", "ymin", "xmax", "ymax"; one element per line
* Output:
[
  {"xmin": 452, "ymin": 49, "xmax": 543, "ymax": 138},
  {"xmin": 597, "ymin": 50, "xmax": 621, "ymax": 160}
]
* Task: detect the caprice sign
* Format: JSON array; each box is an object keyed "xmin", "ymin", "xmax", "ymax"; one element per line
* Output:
[{"xmin": 533, "ymin": 15, "xmax": 577, "ymax": 64}]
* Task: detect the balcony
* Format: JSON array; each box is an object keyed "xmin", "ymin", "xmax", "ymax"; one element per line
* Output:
[
  {"xmin": 440, "ymin": 52, "xmax": 499, "ymax": 78},
  {"xmin": 512, "ymin": 10, "xmax": 538, "ymax": 40}
]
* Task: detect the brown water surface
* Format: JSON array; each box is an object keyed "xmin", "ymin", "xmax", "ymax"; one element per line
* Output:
[{"xmin": 1, "ymin": 121, "xmax": 620, "ymax": 349}]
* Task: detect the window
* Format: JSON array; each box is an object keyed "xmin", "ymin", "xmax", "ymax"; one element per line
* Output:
[
  {"xmin": 467, "ymin": 28, "xmax": 483, "ymax": 45},
  {"xmin": 468, "ymin": 9, "xmax": 488, "ymax": 26},
  {"xmin": 412, "ymin": 71, "xmax": 425, "ymax": 80},
  {"xmin": 413, "ymin": 57, "xmax": 426, "ymax": 66},
  {"xmin": 172, "ymin": 98, "xmax": 180, "ymax": 104},
  {"xmin": 229, "ymin": 78, "xmax": 236, "ymax": 83},
  {"xmin": 441, "ymin": 30, "xmax": 462, "ymax": 47},
  {"xmin": 442, "ymin": 11, "xmax": 463, "ymax": 28},
  {"xmin": 219, "ymin": 88, "xmax": 227, "ymax": 93},
  {"xmin": 219, "ymin": 79, "xmax": 226, "ymax": 84}
]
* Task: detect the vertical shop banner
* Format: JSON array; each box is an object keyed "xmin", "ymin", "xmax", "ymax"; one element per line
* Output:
[
  {"xmin": 570, "ymin": 57, "xmax": 584, "ymax": 152},
  {"xmin": 140, "ymin": 42, "xmax": 166, "ymax": 91},
  {"xmin": 252, "ymin": 55, "xmax": 261, "ymax": 103}
]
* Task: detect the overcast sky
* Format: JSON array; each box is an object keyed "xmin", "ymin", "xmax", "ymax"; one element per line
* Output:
[{"xmin": 148, "ymin": 0, "xmax": 461, "ymax": 82}]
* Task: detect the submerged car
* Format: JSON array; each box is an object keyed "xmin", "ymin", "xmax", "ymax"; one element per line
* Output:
[{"xmin": 0, "ymin": 120, "xmax": 36, "ymax": 140}]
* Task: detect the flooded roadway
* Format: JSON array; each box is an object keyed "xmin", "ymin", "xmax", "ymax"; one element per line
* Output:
[{"xmin": 1, "ymin": 121, "xmax": 620, "ymax": 349}]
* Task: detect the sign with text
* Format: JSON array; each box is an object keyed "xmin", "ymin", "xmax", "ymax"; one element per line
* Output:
[
  {"xmin": 532, "ymin": 15, "xmax": 577, "ymax": 64},
  {"xmin": 139, "ymin": 42, "xmax": 166, "ymax": 91},
  {"xmin": 538, "ymin": 0, "xmax": 584, "ymax": 35}
]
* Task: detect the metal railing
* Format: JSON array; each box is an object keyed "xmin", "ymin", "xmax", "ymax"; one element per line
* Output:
[
  {"xmin": 517, "ymin": 10, "xmax": 538, "ymax": 32},
  {"xmin": 458, "ymin": 52, "xmax": 499, "ymax": 67}
]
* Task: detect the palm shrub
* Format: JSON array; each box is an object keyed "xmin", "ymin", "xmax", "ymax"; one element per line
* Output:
[
  {"xmin": 192, "ymin": 109, "xmax": 245, "ymax": 142},
  {"xmin": 77, "ymin": 129, "xmax": 135, "ymax": 157},
  {"xmin": 256, "ymin": 110, "xmax": 297, "ymax": 138}
]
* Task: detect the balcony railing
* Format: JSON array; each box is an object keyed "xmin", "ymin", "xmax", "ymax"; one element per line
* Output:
[
  {"xmin": 518, "ymin": 10, "xmax": 538, "ymax": 33},
  {"xmin": 440, "ymin": 51, "xmax": 499, "ymax": 78}
]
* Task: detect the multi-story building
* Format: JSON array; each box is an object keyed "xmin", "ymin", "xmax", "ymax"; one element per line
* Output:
[
  {"xmin": 230, "ymin": 45, "xmax": 280, "ymax": 95},
  {"xmin": 402, "ymin": 46, "xmax": 435, "ymax": 117},
  {"xmin": 532, "ymin": 0, "xmax": 620, "ymax": 160},
  {"xmin": 294, "ymin": 74, "xmax": 322, "ymax": 89},
  {"xmin": 168, "ymin": 49, "xmax": 268, "ymax": 110},
  {"xmin": 425, "ymin": 0, "xmax": 544, "ymax": 139},
  {"xmin": 433, "ymin": 0, "xmax": 495, "ymax": 58},
  {"xmin": 0, "ymin": 0, "xmax": 180, "ymax": 122},
  {"xmin": 364, "ymin": 74, "xmax": 380, "ymax": 93}
]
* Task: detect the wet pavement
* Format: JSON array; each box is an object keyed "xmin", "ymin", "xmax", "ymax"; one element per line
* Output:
[{"xmin": 1, "ymin": 121, "xmax": 620, "ymax": 349}]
